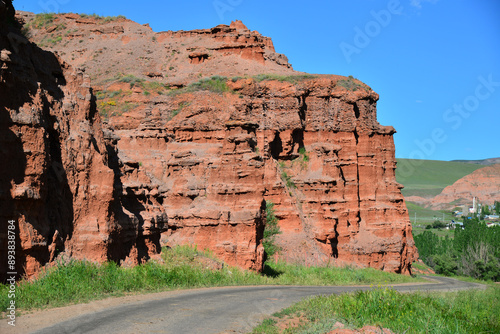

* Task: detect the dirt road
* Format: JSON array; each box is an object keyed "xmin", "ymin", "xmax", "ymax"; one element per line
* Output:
[{"xmin": 2, "ymin": 276, "xmax": 485, "ymax": 334}]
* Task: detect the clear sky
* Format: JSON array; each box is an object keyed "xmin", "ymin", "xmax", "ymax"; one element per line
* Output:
[{"xmin": 13, "ymin": 0, "xmax": 500, "ymax": 161}]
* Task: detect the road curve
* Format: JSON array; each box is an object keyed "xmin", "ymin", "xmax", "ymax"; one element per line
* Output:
[{"xmin": 13, "ymin": 276, "xmax": 485, "ymax": 334}]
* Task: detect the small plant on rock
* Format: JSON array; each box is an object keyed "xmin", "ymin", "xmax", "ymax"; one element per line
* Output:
[{"xmin": 263, "ymin": 201, "xmax": 282, "ymax": 258}]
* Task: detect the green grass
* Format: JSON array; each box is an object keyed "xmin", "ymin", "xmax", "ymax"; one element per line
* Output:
[
  {"xmin": 79, "ymin": 13, "xmax": 127, "ymax": 22},
  {"xmin": 252, "ymin": 285, "xmax": 499, "ymax": 334},
  {"xmin": 336, "ymin": 75, "xmax": 367, "ymax": 92},
  {"xmin": 31, "ymin": 13, "xmax": 55, "ymax": 29},
  {"xmin": 119, "ymin": 74, "xmax": 145, "ymax": 87},
  {"xmin": 411, "ymin": 261, "xmax": 432, "ymax": 272},
  {"xmin": 396, "ymin": 158, "xmax": 483, "ymax": 198},
  {"xmin": 167, "ymin": 76, "xmax": 233, "ymax": 96},
  {"xmin": 0, "ymin": 246, "xmax": 420, "ymax": 314},
  {"xmin": 406, "ymin": 201, "xmax": 455, "ymax": 238},
  {"xmin": 186, "ymin": 75, "xmax": 232, "ymax": 94},
  {"xmin": 253, "ymin": 74, "xmax": 317, "ymax": 84}
]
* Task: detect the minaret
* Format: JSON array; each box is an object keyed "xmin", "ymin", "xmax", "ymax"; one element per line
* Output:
[{"xmin": 473, "ymin": 197, "xmax": 477, "ymax": 213}]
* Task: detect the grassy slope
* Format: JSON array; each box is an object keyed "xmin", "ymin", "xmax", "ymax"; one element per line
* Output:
[
  {"xmin": 396, "ymin": 158, "xmax": 483, "ymax": 198},
  {"xmin": 252, "ymin": 284, "xmax": 499, "ymax": 334},
  {"xmin": 396, "ymin": 159, "xmax": 484, "ymax": 237},
  {"xmin": 406, "ymin": 201, "xmax": 455, "ymax": 237}
]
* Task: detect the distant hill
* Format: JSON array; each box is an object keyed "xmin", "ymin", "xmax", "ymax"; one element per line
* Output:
[
  {"xmin": 451, "ymin": 157, "xmax": 500, "ymax": 165},
  {"xmin": 395, "ymin": 159, "xmax": 484, "ymax": 198},
  {"xmin": 428, "ymin": 164, "xmax": 500, "ymax": 209}
]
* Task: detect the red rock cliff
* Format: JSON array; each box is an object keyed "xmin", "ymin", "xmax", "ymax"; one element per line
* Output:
[
  {"xmin": 1, "ymin": 1, "xmax": 168, "ymax": 280},
  {"xmin": 108, "ymin": 76, "xmax": 416, "ymax": 274},
  {"xmin": 1, "ymin": 7, "xmax": 417, "ymax": 279}
]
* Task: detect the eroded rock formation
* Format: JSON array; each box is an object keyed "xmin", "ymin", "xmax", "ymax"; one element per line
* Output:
[
  {"xmin": 416, "ymin": 164, "xmax": 500, "ymax": 210},
  {"xmin": 1, "ymin": 4, "xmax": 417, "ymax": 280},
  {"xmin": 109, "ymin": 77, "xmax": 416, "ymax": 274},
  {"xmin": 0, "ymin": 0, "xmax": 169, "ymax": 280}
]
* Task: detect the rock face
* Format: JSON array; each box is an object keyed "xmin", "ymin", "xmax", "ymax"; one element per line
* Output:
[
  {"xmin": 106, "ymin": 76, "xmax": 416, "ymax": 274},
  {"xmin": 428, "ymin": 164, "xmax": 500, "ymax": 209},
  {"xmin": 0, "ymin": 1, "xmax": 169, "ymax": 280},
  {"xmin": 15, "ymin": 12, "xmax": 293, "ymax": 86},
  {"xmin": 1, "ymin": 5, "xmax": 417, "ymax": 280},
  {"xmin": 0, "ymin": 0, "xmax": 113, "ymax": 278}
]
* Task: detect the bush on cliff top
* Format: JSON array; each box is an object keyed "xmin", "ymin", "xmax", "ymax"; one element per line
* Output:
[
  {"xmin": 253, "ymin": 73, "xmax": 316, "ymax": 83},
  {"xmin": 167, "ymin": 76, "xmax": 233, "ymax": 96},
  {"xmin": 337, "ymin": 75, "xmax": 365, "ymax": 91}
]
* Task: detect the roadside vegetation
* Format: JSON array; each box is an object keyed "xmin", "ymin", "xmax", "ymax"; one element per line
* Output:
[
  {"xmin": 0, "ymin": 245, "xmax": 419, "ymax": 314},
  {"xmin": 252, "ymin": 284, "xmax": 499, "ymax": 334}
]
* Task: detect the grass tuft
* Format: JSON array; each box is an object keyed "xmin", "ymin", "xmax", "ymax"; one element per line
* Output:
[
  {"xmin": 253, "ymin": 73, "xmax": 316, "ymax": 84},
  {"xmin": 337, "ymin": 75, "xmax": 365, "ymax": 91}
]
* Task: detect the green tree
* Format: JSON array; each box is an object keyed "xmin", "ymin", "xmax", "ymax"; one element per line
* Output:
[
  {"xmin": 416, "ymin": 223, "xmax": 500, "ymax": 281},
  {"xmin": 481, "ymin": 204, "xmax": 491, "ymax": 216},
  {"xmin": 263, "ymin": 201, "xmax": 281, "ymax": 258}
]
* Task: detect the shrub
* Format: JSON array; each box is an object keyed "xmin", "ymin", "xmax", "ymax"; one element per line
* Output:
[
  {"xmin": 298, "ymin": 147, "xmax": 309, "ymax": 162},
  {"xmin": 280, "ymin": 170, "xmax": 296, "ymax": 189},
  {"xmin": 32, "ymin": 13, "xmax": 55, "ymax": 29},
  {"xmin": 431, "ymin": 220, "xmax": 447, "ymax": 229},
  {"xmin": 187, "ymin": 76, "xmax": 231, "ymax": 94},
  {"xmin": 119, "ymin": 74, "xmax": 145, "ymax": 87},
  {"xmin": 337, "ymin": 76, "xmax": 363, "ymax": 91},
  {"xmin": 253, "ymin": 73, "xmax": 316, "ymax": 83},
  {"xmin": 121, "ymin": 102, "xmax": 138, "ymax": 113},
  {"xmin": 263, "ymin": 201, "xmax": 281, "ymax": 258}
]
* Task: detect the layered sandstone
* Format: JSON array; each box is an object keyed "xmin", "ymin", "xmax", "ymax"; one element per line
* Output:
[
  {"xmin": 16, "ymin": 12, "xmax": 293, "ymax": 86},
  {"xmin": 1, "ymin": 5, "xmax": 417, "ymax": 280},
  {"xmin": 0, "ymin": 1, "xmax": 171, "ymax": 280},
  {"xmin": 108, "ymin": 77, "xmax": 416, "ymax": 274}
]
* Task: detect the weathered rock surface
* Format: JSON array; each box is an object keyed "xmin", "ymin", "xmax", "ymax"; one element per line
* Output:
[
  {"xmin": 0, "ymin": 1, "xmax": 171, "ymax": 280},
  {"xmin": 1, "ymin": 5, "xmax": 417, "ymax": 280},
  {"xmin": 108, "ymin": 76, "xmax": 416, "ymax": 274},
  {"xmin": 15, "ymin": 12, "xmax": 294, "ymax": 86}
]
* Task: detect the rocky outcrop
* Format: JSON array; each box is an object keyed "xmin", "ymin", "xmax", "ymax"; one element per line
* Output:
[
  {"xmin": 0, "ymin": 1, "xmax": 169, "ymax": 280},
  {"xmin": 16, "ymin": 13, "xmax": 294, "ymax": 86},
  {"xmin": 1, "ymin": 4, "xmax": 417, "ymax": 280},
  {"xmin": 108, "ymin": 77, "xmax": 416, "ymax": 274}
]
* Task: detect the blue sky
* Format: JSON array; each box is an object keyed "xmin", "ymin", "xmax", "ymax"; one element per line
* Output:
[{"xmin": 14, "ymin": 0, "xmax": 500, "ymax": 161}]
